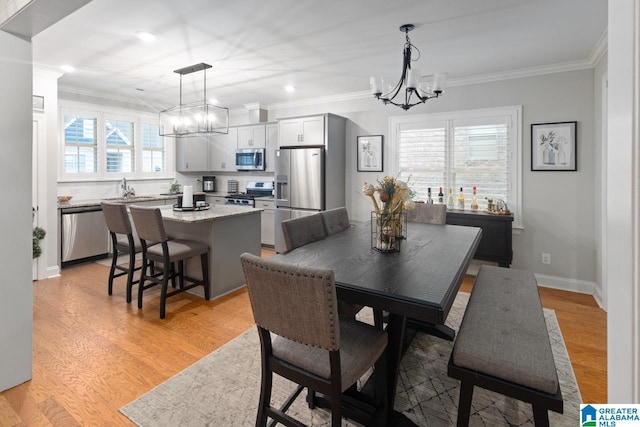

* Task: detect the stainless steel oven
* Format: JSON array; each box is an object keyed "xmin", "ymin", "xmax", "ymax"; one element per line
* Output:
[{"xmin": 235, "ymin": 148, "xmax": 265, "ymax": 171}]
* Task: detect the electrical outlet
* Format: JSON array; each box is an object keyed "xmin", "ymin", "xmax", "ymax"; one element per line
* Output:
[{"xmin": 542, "ymin": 253, "xmax": 551, "ymax": 265}]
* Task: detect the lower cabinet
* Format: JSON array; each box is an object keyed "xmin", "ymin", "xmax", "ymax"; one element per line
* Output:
[
  {"xmin": 206, "ymin": 195, "xmax": 226, "ymax": 206},
  {"xmin": 255, "ymin": 199, "xmax": 274, "ymax": 246},
  {"xmin": 445, "ymin": 210, "xmax": 513, "ymax": 267}
]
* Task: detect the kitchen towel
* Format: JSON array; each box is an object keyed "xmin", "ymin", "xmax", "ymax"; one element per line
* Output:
[{"xmin": 182, "ymin": 185, "xmax": 193, "ymax": 207}]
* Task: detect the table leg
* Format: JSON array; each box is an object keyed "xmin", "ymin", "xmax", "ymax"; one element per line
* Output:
[{"xmin": 386, "ymin": 313, "xmax": 406, "ymax": 410}]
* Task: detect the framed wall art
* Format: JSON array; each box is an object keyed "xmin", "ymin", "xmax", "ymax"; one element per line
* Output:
[
  {"xmin": 357, "ymin": 135, "xmax": 383, "ymax": 172},
  {"xmin": 531, "ymin": 121, "xmax": 577, "ymax": 171}
]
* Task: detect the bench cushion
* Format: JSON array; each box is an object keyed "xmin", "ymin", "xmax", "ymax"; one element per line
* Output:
[{"xmin": 452, "ymin": 265, "xmax": 559, "ymax": 394}]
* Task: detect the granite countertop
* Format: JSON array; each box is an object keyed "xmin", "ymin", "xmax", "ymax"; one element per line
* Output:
[
  {"xmin": 159, "ymin": 205, "xmax": 262, "ymax": 224},
  {"xmin": 58, "ymin": 194, "xmax": 181, "ymax": 209}
]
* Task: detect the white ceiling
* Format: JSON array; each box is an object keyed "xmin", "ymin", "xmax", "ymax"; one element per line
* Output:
[{"xmin": 32, "ymin": 0, "xmax": 608, "ymax": 112}]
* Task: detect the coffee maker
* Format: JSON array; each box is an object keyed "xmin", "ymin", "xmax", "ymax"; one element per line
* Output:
[{"xmin": 202, "ymin": 176, "xmax": 216, "ymax": 192}]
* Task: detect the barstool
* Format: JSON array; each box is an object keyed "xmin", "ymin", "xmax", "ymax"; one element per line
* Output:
[
  {"xmin": 129, "ymin": 206, "xmax": 210, "ymax": 319},
  {"xmin": 101, "ymin": 202, "xmax": 142, "ymax": 303}
]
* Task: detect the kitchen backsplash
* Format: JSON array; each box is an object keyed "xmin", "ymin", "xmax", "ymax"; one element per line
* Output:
[{"xmin": 57, "ymin": 172, "xmax": 275, "ymax": 200}]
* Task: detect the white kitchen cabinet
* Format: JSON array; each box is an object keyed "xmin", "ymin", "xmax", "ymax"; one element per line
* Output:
[
  {"xmin": 176, "ymin": 136, "xmax": 208, "ymax": 172},
  {"xmin": 265, "ymin": 123, "xmax": 278, "ymax": 173},
  {"xmin": 237, "ymin": 124, "xmax": 266, "ymax": 148},
  {"xmin": 278, "ymin": 115, "xmax": 324, "ymax": 147},
  {"xmin": 206, "ymin": 195, "xmax": 226, "ymax": 205},
  {"xmin": 208, "ymin": 127, "xmax": 237, "ymax": 171},
  {"xmin": 255, "ymin": 199, "xmax": 275, "ymax": 246}
]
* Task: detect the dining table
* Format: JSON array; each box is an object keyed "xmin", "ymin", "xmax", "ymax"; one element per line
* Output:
[{"xmin": 271, "ymin": 220, "xmax": 482, "ymax": 426}]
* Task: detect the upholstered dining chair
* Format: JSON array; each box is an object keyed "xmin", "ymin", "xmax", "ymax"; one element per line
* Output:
[
  {"xmin": 406, "ymin": 202, "xmax": 447, "ymax": 224},
  {"xmin": 101, "ymin": 202, "xmax": 143, "ymax": 303},
  {"xmin": 240, "ymin": 253, "xmax": 388, "ymax": 427},
  {"xmin": 320, "ymin": 207, "xmax": 351, "ymax": 236},
  {"xmin": 129, "ymin": 206, "xmax": 210, "ymax": 319},
  {"xmin": 280, "ymin": 213, "xmax": 327, "ymax": 252},
  {"xmin": 319, "ymin": 207, "xmax": 364, "ymax": 319}
]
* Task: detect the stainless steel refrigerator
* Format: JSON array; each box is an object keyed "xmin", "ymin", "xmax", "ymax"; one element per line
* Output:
[{"xmin": 274, "ymin": 147, "xmax": 325, "ymax": 252}]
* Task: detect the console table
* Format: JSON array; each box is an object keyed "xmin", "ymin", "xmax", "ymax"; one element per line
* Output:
[{"xmin": 445, "ymin": 210, "xmax": 513, "ymax": 267}]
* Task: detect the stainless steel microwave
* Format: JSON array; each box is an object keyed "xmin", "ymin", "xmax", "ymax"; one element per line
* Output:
[{"xmin": 235, "ymin": 148, "xmax": 265, "ymax": 171}]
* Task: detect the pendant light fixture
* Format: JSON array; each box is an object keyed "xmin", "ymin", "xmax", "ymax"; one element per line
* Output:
[
  {"xmin": 370, "ymin": 24, "xmax": 446, "ymax": 111},
  {"xmin": 159, "ymin": 63, "xmax": 229, "ymax": 137}
]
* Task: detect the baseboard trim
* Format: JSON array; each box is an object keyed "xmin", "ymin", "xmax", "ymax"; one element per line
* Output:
[
  {"xmin": 534, "ymin": 273, "xmax": 597, "ymax": 295},
  {"xmin": 46, "ymin": 265, "xmax": 60, "ymax": 279},
  {"xmin": 465, "ymin": 262, "xmax": 601, "ymax": 300}
]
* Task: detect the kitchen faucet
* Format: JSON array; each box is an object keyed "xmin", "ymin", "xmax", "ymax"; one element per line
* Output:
[{"xmin": 121, "ymin": 177, "xmax": 133, "ymax": 198}]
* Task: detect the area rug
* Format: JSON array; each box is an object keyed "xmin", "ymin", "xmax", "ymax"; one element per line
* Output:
[{"xmin": 120, "ymin": 292, "xmax": 581, "ymax": 426}]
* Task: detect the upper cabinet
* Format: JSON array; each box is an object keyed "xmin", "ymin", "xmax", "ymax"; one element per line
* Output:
[
  {"xmin": 208, "ymin": 127, "xmax": 237, "ymax": 172},
  {"xmin": 237, "ymin": 125, "xmax": 266, "ymax": 148},
  {"xmin": 176, "ymin": 136, "xmax": 208, "ymax": 172},
  {"xmin": 265, "ymin": 123, "xmax": 278, "ymax": 173},
  {"xmin": 278, "ymin": 115, "xmax": 325, "ymax": 147}
]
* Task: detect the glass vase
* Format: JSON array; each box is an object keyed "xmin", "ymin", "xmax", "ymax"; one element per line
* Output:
[{"xmin": 371, "ymin": 211, "xmax": 406, "ymax": 253}]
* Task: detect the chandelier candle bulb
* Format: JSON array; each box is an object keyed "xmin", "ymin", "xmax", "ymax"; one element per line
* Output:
[
  {"xmin": 407, "ymin": 69, "xmax": 420, "ymax": 89},
  {"xmin": 370, "ymin": 76, "xmax": 382, "ymax": 95}
]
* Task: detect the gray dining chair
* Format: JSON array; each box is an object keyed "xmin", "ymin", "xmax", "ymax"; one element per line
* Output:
[
  {"xmin": 406, "ymin": 202, "xmax": 447, "ymax": 224},
  {"xmin": 129, "ymin": 206, "xmax": 210, "ymax": 319},
  {"xmin": 101, "ymin": 202, "xmax": 143, "ymax": 303},
  {"xmin": 320, "ymin": 207, "xmax": 351, "ymax": 235},
  {"xmin": 240, "ymin": 253, "xmax": 388, "ymax": 427},
  {"xmin": 280, "ymin": 213, "xmax": 327, "ymax": 252},
  {"xmin": 319, "ymin": 207, "xmax": 364, "ymax": 319}
]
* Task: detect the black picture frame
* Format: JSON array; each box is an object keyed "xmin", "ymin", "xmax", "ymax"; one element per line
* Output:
[
  {"xmin": 357, "ymin": 135, "xmax": 383, "ymax": 172},
  {"xmin": 531, "ymin": 121, "xmax": 577, "ymax": 171}
]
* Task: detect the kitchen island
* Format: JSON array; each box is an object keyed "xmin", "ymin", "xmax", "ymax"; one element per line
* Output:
[{"xmin": 159, "ymin": 205, "xmax": 261, "ymax": 299}]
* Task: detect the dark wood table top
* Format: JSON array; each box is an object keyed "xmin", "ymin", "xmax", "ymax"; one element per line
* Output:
[{"xmin": 273, "ymin": 222, "xmax": 482, "ymax": 326}]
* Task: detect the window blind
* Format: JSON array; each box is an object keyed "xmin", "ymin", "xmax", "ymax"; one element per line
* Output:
[
  {"xmin": 142, "ymin": 124, "xmax": 165, "ymax": 173},
  {"xmin": 64, "ymin": 115, "xmax": 97, "ymax": 174},
  {"xmin": 105, "ymin": 119, "xmax": 135, "ymax": 173}
]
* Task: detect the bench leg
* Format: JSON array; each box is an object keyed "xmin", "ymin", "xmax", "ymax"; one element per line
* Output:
[
  {"xmin": 456, "ymin": 381, "xmax": 474, "ymax": 427},
  {"xmin": 532, "ymin": 405, "xmax": 550, "ymax": 427}
]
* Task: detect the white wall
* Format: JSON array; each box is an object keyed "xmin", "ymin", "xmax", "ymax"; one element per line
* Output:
[
  {"xmin": 268, "ymin": 69, "xmax": 597, "ymax": 290},
  {"xmin": 0, "ymin": 30, "xmax": 33, "ymax": 391},
  {"xmin": 607, "ymin": 0, "xmax": 639, "ymax": 403}
]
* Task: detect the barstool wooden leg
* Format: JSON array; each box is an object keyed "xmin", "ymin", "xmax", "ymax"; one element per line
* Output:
[
  {"xmin": 160, "ymin": 261, "xmax": 170, "ymax": 319},
  {"xmin": 125, "ymin": 248, "xmax": 136, "ymax": 303},
  {"xmin": 138, "ymin": 257, "xmax": 148, "ymax": 309},
  {"xmin": 108, "ymin": 247, "xmax": 118, "ymax": 296},
  {"xmin": 201, "ymin": 253, "xmax": 210, "ymax": 300}
]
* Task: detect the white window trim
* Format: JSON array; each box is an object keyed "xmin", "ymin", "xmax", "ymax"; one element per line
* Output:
[
  {"xmin": 59, "ymin": 101, "xmax": 174, "ymax": 182},
  {"xmin": 389, "ymin": 105, "xmax": 523, "ymax": 229}
]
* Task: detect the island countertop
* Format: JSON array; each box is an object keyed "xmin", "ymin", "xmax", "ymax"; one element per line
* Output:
[{"xmin": 159, "ymin": 205, "xmax": 261, "ymax": 224}]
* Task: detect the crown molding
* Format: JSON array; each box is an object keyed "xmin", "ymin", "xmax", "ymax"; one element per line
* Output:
[
  {"xmin": 266, "ymin": 59, "xmax": 599, "ymax": 110},
  {"xmin": 589, "ymin": 29, "xmax": 608, "ymax": 66}
]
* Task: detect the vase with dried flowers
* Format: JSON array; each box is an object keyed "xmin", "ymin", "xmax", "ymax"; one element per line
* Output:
[{"xmin": 363, "ymin": 176, "xmax": 415, "ymax": 252}]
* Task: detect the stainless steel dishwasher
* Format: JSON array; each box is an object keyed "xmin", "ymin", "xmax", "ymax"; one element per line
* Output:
[{"xmin": 61, "ymin": 205, "xmax": 110, "ymax": 266}]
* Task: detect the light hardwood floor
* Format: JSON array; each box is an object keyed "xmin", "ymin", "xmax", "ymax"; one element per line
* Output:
[{"xmin": 1, "ymin": 251, "xmax": 606, "ymax": 425}]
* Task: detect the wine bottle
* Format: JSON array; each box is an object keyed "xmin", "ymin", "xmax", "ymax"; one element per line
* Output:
[
  {"xmin": 438, "ymin": 187, "xmax": 444, "ymax": 204},
  {"xmin": 457, "ymin": 187, "xmax": 465, "ymax": 210},
  {"xmin": 470, "ymin": 186, "xmax": 479, "ymax": 211},
  {"xmin": 446, "ymin": 188, "xmax": 454, "ymax": 210},
  {"xmin": 427, "ymin": 187, "xmax": 433, "ymax": 204}
]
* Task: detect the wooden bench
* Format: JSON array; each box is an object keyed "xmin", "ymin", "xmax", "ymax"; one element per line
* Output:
[{"xmin": 447, "ymin": 265, "xmax": 563, "ymax": 426}]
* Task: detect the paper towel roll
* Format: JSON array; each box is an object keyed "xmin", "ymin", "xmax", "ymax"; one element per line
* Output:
[{"xmin": 182, "ymin": 185, "xmax": 193, "ymax": 207}]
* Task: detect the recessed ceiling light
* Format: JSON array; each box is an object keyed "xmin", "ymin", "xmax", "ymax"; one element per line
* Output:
[
  {"xmin": 285, "ymin": 85, "xmax": 295, "ymax": 93},
  {"xmin": 135, "ymin": 31, "xmax": 156, "ymax": 42},
  {"xmin": 60, "ymin": 65, "xmax": 75, "ymax": 73}
]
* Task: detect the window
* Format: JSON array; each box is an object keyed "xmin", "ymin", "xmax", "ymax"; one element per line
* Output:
[
  {"xmin": 105, "ymin": 118, "xmax": 135, "ymax": 173},
  {"xmin": 142, "ymin": 123, "xmax": 165, "ymax": 173},
  {"xmin": 64, "ymin": 114, "xmax": 97, "ymax": 174},
  {"xmin": 391, "ymin": 106, "xmax": 522, "ymax": 227},
  {"xmin": 60, "ymin": 103, "xmax": 173, "ymax": 181}
]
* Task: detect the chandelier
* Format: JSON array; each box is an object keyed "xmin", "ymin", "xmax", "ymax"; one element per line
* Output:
[
  {"xmin": 370, "ymin": 24, "xmax": 446, "ymax": 111},
  {"xmin": 159, "ymin": 63, "xmax": 229, "ymax": 137}
]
